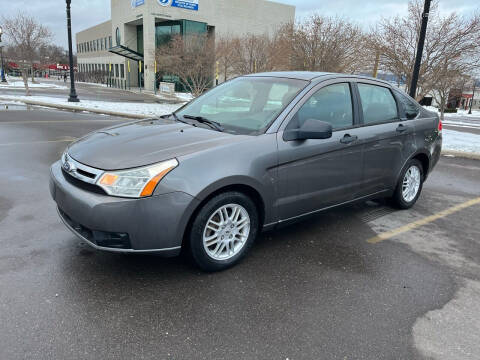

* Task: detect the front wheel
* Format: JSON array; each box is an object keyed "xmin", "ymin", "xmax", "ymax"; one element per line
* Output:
[
  {"xmin": 189, "ymin": 192, "xmax": 259, "ymax": 272},
  {"xmin": 391, "ymin": 159, "xmax": 424, "ymax": 209}
]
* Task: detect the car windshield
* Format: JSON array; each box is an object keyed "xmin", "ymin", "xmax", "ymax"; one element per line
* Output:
[{"xmin": 175, "ymin": 77, "xmax": 308, "ymax": 135}]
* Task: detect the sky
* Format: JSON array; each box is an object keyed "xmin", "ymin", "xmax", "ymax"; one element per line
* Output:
[{"xmin": 0, "ymin": 0, "xmax": 477, "ymax": 49}]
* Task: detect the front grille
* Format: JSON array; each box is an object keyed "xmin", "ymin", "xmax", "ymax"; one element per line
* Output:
[
  {"xmin": 62, "ymin": 168, "xmax": 107, "ymax": 195},
  {"xmin": 59, "ymin": 208, "xmax": 132, "ymax": 249},
  {"xmin": 76, "ymin": 168, "xmax": 96, "ymax": 179}
]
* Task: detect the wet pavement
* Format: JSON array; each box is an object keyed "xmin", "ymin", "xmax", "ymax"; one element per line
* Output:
[{"xmin": 0, "ymin": 107, "xmax": 479, "ymax": 360}]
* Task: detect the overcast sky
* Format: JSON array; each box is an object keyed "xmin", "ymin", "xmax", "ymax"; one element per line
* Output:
[{"xmin": 1, "ymin": 0, "xmax": 478, "ymax": 49}]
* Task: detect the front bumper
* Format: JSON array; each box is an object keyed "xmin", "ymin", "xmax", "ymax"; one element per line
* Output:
[{"xmin": 50, "ymin": 161, "xmax": 199, "ymax": 255}]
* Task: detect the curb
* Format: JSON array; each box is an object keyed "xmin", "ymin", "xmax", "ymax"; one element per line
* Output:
[
  {"xmin": 0, "ymin": 97, "xmax": 146, "ymax": 119},
  {"xmin": 442, "ymin": 150, "xmax": 480, "ymax": 161}
]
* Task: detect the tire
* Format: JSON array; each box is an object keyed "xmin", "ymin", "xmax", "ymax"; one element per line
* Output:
[
  {"xmin": 391, "ymin": 159, "xmax": 424, "ymax": 209},
  {"xmin": 189, "ymin": 191, "xmax": 259, "ymax": 272}
]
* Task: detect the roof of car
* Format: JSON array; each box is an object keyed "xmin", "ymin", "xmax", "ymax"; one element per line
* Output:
[
  {"xmin": 245, "ymin": 71, "xmax": 332, "ymax": 81},
  {"xmin": 245, "ymin": 71, "xmax": 392, "ymax": 86}
]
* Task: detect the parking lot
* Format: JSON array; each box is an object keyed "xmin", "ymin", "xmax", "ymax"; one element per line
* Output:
[{"xmin": 1, "ymin": 106, "xmax": 479, "ymax": 359}]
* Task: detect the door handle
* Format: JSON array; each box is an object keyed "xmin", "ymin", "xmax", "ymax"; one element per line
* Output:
[
  {"xmin": 396, "ymin": 124, "xmax": 407, "ymax": 133},
  {"xmin": 340, "ymin": 134, "xmax": 358, "ymax": 144}
]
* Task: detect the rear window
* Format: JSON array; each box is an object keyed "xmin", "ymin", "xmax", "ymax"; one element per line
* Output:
[
  {"xmin": 394, "ymin": 90, "xmax": 420, "ymax": 119},
  {"xmin": 358, "ymin": 83, "xmax": 398, "ymax": 125}
]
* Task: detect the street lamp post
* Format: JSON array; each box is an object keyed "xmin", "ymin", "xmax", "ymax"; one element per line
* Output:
[
  {"xmin": 409, "ymin": 0, "xmax": 431, "ymax": 99},
  {"xmin": 66, "ymin": 0, "xmax": 79, "ymax": 102},
  {"xmin": 0, "ymin": 26, "xmax": 8, "ymax": 83},
  {"xmin": 469, "ymin": 79, "xmax": 476, "ymax": 115}
]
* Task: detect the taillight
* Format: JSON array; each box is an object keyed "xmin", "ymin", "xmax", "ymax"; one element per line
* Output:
[{"xmin": 438, "ymin": 119, "xmax": 442, "ymax": 132}]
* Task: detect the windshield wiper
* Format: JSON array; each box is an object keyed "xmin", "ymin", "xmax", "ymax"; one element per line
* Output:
[
  {"xmin": 183, "ymin": 115, "xmax": 224, "ymax": 132},
  {"xmin": 169, "ymin": 112, "xmax": 190, "ymax": 125}
]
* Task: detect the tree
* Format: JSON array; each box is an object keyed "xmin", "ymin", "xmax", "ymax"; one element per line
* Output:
[
  {"xmin": 1, "ymin": 12, "xmax": 52, "ymax": 93},
  {"xmin": 215, "ymin": 36, "xmax": 240, "ymax": 82},
  {"xmin": 431, "ymin": 61, "xmax": 464, "ymax": 120},
  {"xmin": 156, "ymin": 34, "xmax": 215, "ymax": 97},
  {"xmin": 281, "ymin": 15, "xmax": 367, "ymax": 73},
  {"xmin": 231, "ymin": 33, "xmax": 272, "ymax": 75},
  {"xmin": 372, "ymin": 0, "xmax": 480, "ymax": 107},
  {"xmin": 39, "ymin": 45, "xmax": 69, "ymax": 66}
]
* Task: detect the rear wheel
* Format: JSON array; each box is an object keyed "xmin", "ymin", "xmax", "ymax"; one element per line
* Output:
[
  {"xmin": 391, "ymin": 159, "xmax": 424, "ymax": 209},
  {"xmin": 189, "ymin": 192, "xmax": 259, "ymax": 272}
]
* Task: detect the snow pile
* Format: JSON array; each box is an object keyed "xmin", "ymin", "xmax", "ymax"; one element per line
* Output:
[
  {"xmin": 442, "ymin": 129, "xmax": 480, "ymax": 154},
  {"xmin": 0, "ymin": 95, "xmax": 183, "ymax": 118},
  {"xmin": 0, "ymin": 77, "xmax": 67, "ymax": 90},
  {"xmin": 444, "ymin": 109, "xmax": 480, "ymax": 118},
  {"xmin": 422, "ymin": 105, "xmax": 480, "ymax": 118},
  {"xmin": 174, "ymin": 92, "xmax": 194, "ymax": 102}
]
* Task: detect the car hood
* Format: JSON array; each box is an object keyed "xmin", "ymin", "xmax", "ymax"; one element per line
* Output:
[{"xmin": 68, "ymin": 119, "xmax": 247, "ymax": 170}]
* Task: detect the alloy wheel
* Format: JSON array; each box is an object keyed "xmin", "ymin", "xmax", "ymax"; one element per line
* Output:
[
  {"xmin": 202, "ymin": 204, "xmax": 251, "ymax": 260},
  {"xmin": 402, "ymin": 165, "xmax": 421, "ymax": 203}
]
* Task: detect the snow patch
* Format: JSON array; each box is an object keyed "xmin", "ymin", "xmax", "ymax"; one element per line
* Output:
[
  {"xmin": 443, "ymin": 129, "xmax": 480, "ymax": 154},
  {"xmin": 0, "ymin": 95, "xmax": 184, "ymax": 118}
]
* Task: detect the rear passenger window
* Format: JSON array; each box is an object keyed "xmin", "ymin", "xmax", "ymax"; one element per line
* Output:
[
  {"xmin": 358, "ymin": 84, "xmax": 398, "ymax": 124},
  {"xmin": 395, "ymin": 91, "xmax": 420, "ymax": 119},
  {"xmin": 287, "ymin": 83, "xmax": 353, "ymax": 131}
]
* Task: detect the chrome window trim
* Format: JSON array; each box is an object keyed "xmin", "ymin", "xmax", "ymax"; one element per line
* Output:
[{"xmin": 62, "ymin": 153, "xmax": 104, "ymax": 185}]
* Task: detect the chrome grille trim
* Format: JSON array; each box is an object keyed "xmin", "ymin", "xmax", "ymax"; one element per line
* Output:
[{"xmin": 61, "ymin": 152, "xmax": 104, "ymax": 185}]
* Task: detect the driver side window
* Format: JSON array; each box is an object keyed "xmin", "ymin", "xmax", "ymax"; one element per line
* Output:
[{"xmin": 287, "ymin": 83, "xmax": 353, "ymax": 131}]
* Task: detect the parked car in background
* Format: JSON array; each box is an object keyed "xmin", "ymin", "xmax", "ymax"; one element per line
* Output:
[{"xmin": 50, "ymin": 72, "xmax": 442, "ymax": 271}]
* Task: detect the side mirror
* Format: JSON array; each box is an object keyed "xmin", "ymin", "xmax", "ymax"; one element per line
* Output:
[{"xmin": 284, "ymin": 119, "xmax": 333, "ymax": 141}]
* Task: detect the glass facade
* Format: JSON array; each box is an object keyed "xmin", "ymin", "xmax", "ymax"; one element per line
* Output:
[
  {"xmin": 155, "ymin": 21, "xmax": 181, "ymax": 47},
  {"xmin": 137, "ymin": 25, "xmax": 144, "ymax": 54},
  {"xmin": 155, "ymin": 20, "xmax": 208, "ymax": 91},
  {"xmin": 155, "ymin": 20, "xmax": 207, "ymax": 47}
]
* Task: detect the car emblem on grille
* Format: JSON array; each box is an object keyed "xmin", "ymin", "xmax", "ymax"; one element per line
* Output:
[{"xmin": 63, "ymin": 158, "xmax": 75, "ymax": 173}]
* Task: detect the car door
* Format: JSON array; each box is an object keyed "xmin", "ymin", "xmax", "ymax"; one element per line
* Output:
[
  {"xmin": 275, "ymin": 80, "xmax": 364, "ymax": 221},
  {"xmin": 354, "ymin": 81, "xmax": 416, "ymax": 195}
]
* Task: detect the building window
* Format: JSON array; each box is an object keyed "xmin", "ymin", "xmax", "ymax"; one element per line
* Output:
[
  {"xmin": 155, "ymin": 21, "xmax": 181, "ymax": 48},
  {"xmin": 115, "ymin": 64, "xmax": 119, "ymax": 78},
  {"xmin": 120, "ymin": 64, "xmax": 125, "ymax": 78},
  {"xmin": 109, "ymin": 36, "xmax": 112, "ymax": 48},
  {"xmin": 137, "ymin": 25, "xmax": 144, "ymax": 54},
  {"xmin": 105, "ymin": 37, "xmax": 108, "ymax": 50},
  {"xmin": 116, "ymin": 27, "xmax": 121, "ymax": 46}
]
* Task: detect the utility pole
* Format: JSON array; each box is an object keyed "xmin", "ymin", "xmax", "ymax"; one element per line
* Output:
[
  {"xmin": 66, "ymin": 0, "xmax": 79, "ymax": 102},
  {"xmin": 469, "ymin": 79, "xmax": 476, "ymax": 115},
  {"xmin": 0, "ymin": 25, "xmax": 8, "ymax": 83},
  {"xmin": 409, "ymin": 0, "xmax": 431, "ymax": 99}
]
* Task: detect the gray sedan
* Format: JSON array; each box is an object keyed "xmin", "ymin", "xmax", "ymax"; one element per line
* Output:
[{"xmin": 50, "ymin": 72, "xmax": 442, "ymax": 271}]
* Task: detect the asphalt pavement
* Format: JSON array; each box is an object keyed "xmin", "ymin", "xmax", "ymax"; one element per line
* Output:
[{"xmin": 0, "ymin": 106, "xmax": 479, "ymax": 360}]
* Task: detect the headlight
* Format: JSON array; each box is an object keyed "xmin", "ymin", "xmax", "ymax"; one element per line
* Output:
[{"xmin": 96, "ymin": 159, "xmax": 178, "ymax": 198}]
